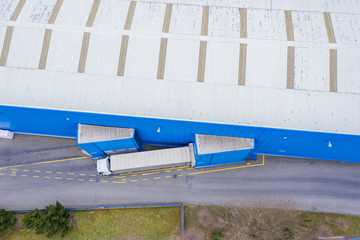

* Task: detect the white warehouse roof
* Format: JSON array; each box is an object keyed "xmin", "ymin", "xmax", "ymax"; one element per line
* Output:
[{"xmin": 0, "ymin": 0, "xmax": 359, "ymax": 135}]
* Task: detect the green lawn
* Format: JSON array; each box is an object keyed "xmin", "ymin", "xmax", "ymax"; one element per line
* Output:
[
  {"xmin": 0, "ymin": 207, "xmax": 181, "ymax": 240},
  {"xmin": 302, "ymin": 212, "xmax": 360, "ymax": 236},
  {"xmin": 2, "ymin": 205, "xmax": 360, "ymax": 240}
]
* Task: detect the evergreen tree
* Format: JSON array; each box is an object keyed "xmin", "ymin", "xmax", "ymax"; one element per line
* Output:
[
  {"xmin": 0, "ymin": 209, "xmax": 16, "ymax": 232},
  {"xmin": 21, "ymin": 209, "xmax": 45, "ymax": 234},
  {"xmin": 21, "ymin": 201, "xmax": 70, "ymax": 238}
]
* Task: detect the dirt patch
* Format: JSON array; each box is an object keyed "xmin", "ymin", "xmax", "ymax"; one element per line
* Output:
[
  {"xmin": 123, "ymin": 234, "xmax": 140, "ymax": 240},
  {"xmin": 316, "ymin": 225, "xmax": 333, "ymax": 237},
  {"xmin": 184, "ymin": 227, "xmax": 205, "ymax": 240},
  {"xmin": 69, "ymin": 211, "xmax": 78, "ymax": 228},
  {"xmin": 167, "ymin": 234, "xmax": 182, "ymax": 240},
  {"xmin": 198, "ymin": 208, "xmax": 216, "ymax": 228},
  {"xmin": 13, "ymin": 213, "xmax": 26, "ymax": 229},
  {"xmin": 335, "ymin": 217, "xmax": 349, "ymax": 232}
]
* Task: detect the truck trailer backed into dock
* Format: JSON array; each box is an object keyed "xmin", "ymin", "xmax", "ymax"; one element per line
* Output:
[{"xmin": 97, "ymin": 146, "xmax": 194, "ymax": 175}]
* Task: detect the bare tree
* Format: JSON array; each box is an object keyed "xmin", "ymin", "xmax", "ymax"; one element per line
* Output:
[{"xmin": 221, "ymin": 196, "xmax": 306, "ymax": 240}]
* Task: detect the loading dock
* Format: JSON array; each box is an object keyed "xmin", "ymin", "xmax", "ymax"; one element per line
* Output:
[{"xmin": 77, "ymin": 124, "xmax": 141, "ymax": 158}]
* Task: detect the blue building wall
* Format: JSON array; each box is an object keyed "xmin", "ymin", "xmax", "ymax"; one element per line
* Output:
[
  {"xmin": 193, "ymin": 136, "xmax": 254, "ymax": 167},
  {"xmin": 77, "ymin": 142, "xmax": 107, "ymax": 158},
  {"xmin": 209, "ymin": 149, "xmax": 252, "ymax": 166},
  {"xmin": 0, "ymin": 105, "xmax": 360, "ymax": 163},
  {"xmin": 194, "ymin": 148, "xmax": 253, "ymax": 167},
  {"xmin": 77, "ymin": 130, "xmax": 142, "ymax": 158}
]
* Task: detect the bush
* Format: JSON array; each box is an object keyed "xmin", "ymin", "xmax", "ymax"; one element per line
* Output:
[
  {"xmin": 21, "ymin": 201, "xmax": 70, "ymax": 238},
  {"xmin": 21, "ymin": 209, "xmax": 46, "ymax": 234},
  {"xmin": 283, "ymin": 227, "xmax": 295, "ymax": 240},
  {"xmin": 0, "ymin": 209, "xmax": 16, "ymax": 232},
  {"xmin": 211, "ymin": 230, "xmax": 223, "ymax": 240}
]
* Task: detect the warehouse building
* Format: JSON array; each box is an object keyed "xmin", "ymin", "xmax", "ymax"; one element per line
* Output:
[{"xmin": 0, "ymin": 0, "xmax": 359, "ymax": 168}]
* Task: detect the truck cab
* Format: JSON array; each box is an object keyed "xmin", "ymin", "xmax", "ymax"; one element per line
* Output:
[{"xmin": 97, "ymin": 157, "xmax": 112, "ymax": 176}]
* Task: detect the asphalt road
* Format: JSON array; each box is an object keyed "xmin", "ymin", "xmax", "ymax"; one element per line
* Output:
[{"xmin": 0, "ymin": 134, "xmax": 359, "ymax": 216}]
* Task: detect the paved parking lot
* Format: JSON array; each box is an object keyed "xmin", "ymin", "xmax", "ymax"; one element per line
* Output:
[{"xmin": 0, "ymin": 134, "xmax": 359, "ymax": 216}]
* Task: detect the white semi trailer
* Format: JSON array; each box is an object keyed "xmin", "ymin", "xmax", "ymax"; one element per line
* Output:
[{"xmin": 97, "ymin": 145, "xmax": 195, "ymax": 175}]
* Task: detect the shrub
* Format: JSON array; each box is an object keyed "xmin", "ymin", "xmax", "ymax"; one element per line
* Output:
[
  {"xmin": 211, "ymin": 230, "xmax": 223, "ymax": 240},
  {"xmin": 21, "ymin": 201, "xmax": 70, "ymax": 238},
  {"xmin": 21, "ymin": 209, "xmax": 44, "ymax": 232},
  {"xmin": 0, "ymin": 209, "xmax": 16, "ymax": 232},
  {"xmin": 283, "ymin": 227, "xmax": 295, "ymax": 240}
]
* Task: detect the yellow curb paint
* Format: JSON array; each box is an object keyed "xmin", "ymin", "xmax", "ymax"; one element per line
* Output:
[
  {"xmin": 101, "ymin": 180, "xmax": 108, "ymax": 183},
  {"xmin": 22, "ymin": 175, "xmax": 27, "ymax": 177},
  {"xmin": 154, "ymin": 177, "xmax": 160, "ymax": 179},
  {"xmin": 117, "ymin": 165, "xmax": 189, "ymax": 176},
  {"xmin": 130, "ymin": 180, "xmax": 138, "ymax": 182},
  {"xmin": 79, "ymin": 179, "xmax": 85, "ymax": 181},
  {"xmin": 46, "ymin": 171, "xmax": 52, "ymax": 173},
  {"xmin": 80, "ymin": 174, "xmax": 86, "ymax": 176},
  {"xmin": 112, "ymin": 181, "xmax": 126, "ymax": 184},
  {"xmin": 34, "ymin": 170, "xmax": 40, "ymax": 172},
  {"xmin": 55, "ymin": 177, "xmax": 62, "ymax": 179},
  {"xmin": 68, "ymin": 173, "xmax": 75, "ymax": 175},
  {"xmin": 165, "ymin": 176, "xmax": 171, "ymax": 178},
  {"xmin": 56, "ymin": 172, "xmax": 63, "ymax": 174},
  {"xmin": 33, "ymin": 176, "xmax": 39, "ymax": 178},
  {"xmin": 67, "ymin": 178, "xmax": 74, "ymax": 180},
  {"xmin": 44, "ymin": 176, "xmax": 51, "ymax": 179},
  {"xmin": 189, "ymin": 155, "xmax": 265, "ymax": 175},
  {"xmin": 0, "ymin": 156, "xmax": 89, "ymax": 170},
  {"xmin": 89, "ymin": 179, "xmax": 95, "ymax": 182}
]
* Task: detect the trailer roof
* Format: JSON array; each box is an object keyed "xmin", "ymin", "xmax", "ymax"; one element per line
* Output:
[
  {"xmin": 77, "ymin": 124, "xmax": 134, "ymax": 144},
  {"xmin": 0, "ymin": 0, "xmax": 359, "ymax": 135}
]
